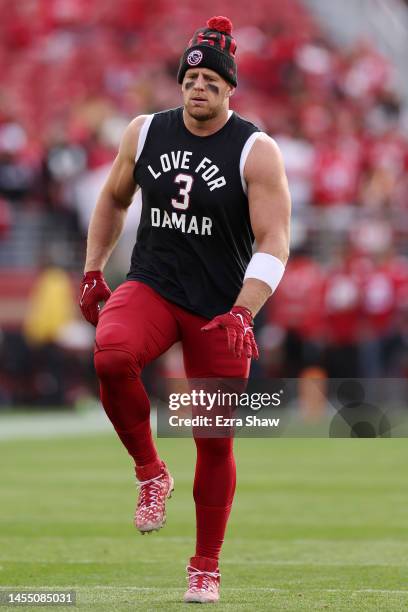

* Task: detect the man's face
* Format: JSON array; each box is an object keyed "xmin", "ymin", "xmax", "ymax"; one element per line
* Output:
[{"xmin": 182, "ymin": 68, "xmax": 234, "ymax": 122}]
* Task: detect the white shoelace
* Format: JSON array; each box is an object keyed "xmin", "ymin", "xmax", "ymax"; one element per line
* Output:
[
  {"xmin": 187, "ymin": 565, "xmax": 220, "ymax": 592},
  {"xmin": 137, "ymin": 474, "xmax": 163, "ymax": 509}
]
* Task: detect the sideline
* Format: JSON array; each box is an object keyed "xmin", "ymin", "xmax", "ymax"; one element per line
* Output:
[{"xmin": 1, "ymin": 404, "xmax": 159, "ymax": 441}]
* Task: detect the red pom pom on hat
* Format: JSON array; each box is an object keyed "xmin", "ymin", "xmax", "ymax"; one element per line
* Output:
[{"xmin": 207, "ymin": 16, "xmax": 233, "ymax": 35}]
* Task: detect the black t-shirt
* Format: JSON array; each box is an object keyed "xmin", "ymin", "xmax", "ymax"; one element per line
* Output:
[{"xmin": 127, "ymin": 106, "xmax": 260, "ymax": 319}]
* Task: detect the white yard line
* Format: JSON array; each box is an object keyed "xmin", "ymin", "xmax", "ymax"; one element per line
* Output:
[
  {"xmin": 1, "ymin": 559, "xmax": 406, "ymax": 567},
  {"xmin": 223, "ymin": 560, "xmax": 408, "ymax": 566},
  {"xmin": 0, "ymin": 586, "xmax": 407, "ymax": 594}
]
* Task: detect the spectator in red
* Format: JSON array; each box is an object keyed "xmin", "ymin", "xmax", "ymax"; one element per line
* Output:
[
  {"xmin": 360, "ymin": 125, "xmax": 407, "ymax": 211},
  {"xmin": 312, "ymin": 132, "xmax": 363, "ymax": 208},
  {"xmin": 266, "ymin": 240, "xmax": 326, "ymax": 377},
  {"xmin": 359, "ymin": 246, "xmax": 408, "ymax": 376},
  {"xmin": 323, "ymin": 248, "xmax": 365, "ymax": 377}
]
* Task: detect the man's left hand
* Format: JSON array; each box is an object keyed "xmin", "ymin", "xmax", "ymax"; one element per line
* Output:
[{"xmin": 201, "ymin": 306, "xmax": 259, "ymax": 360}]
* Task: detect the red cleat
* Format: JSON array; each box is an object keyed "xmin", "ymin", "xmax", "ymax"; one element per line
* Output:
[
  {"xmin": 134, "ymin": 461, "xmax": 174, "ymax": 533},
  {"xmin": 184, "ymin": 556, "xmax": 220, "ymax": 603}
]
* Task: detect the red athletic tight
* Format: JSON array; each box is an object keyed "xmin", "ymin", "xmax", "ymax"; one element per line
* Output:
[{"xmin": 94, "ymin": 281, "xmax": 249, "ymax": 561}]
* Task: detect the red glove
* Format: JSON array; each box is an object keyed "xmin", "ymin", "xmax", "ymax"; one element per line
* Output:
[
  {"xmin": 79, "ymin": 270, "xmax": 111, "ymax": 326},
  {"xmin": 201, "ymin": 306, "xmax": 259, "ymax": 360}
]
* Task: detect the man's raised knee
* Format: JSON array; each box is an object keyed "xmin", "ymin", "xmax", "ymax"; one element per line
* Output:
[{"xmin": 94, "ymin": 349, "xmax": 139, "ymax": 380}]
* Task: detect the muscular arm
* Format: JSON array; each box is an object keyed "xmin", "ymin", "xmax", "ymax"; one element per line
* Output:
[
  {"xmin": 84, "ymin": 116, "xmax": 147, "ymax": 273},
  {"xmin": 234, "ymin": 134, "xmax": 291, "ymax": 316}
]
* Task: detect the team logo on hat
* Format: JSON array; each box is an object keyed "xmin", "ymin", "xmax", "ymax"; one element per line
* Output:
[{"xmin": 187, "ymin": 50, "xmax": 203, "ymax": 66}]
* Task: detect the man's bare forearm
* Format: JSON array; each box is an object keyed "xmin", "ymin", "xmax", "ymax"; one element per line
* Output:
[
  {"xmin": 234, "ymin": 278, "xmax": 271, "ymax": 317},
  {"xmin": 234, "ymin": 240, "xmax": 289, "ymax": 317},
  {"xmin": 84, "ymin": 191, "xmax": 129, "ymax": 273}
]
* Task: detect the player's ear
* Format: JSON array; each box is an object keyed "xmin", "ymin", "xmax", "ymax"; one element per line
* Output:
[{"xmin": 226, "ymin": 86, "xmax": 235, "ymax": 99}]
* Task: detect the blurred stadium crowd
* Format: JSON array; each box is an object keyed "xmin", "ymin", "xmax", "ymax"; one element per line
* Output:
[{"xmin": 0, "ymin": 0, "xmax": 407, "ymax": 407}]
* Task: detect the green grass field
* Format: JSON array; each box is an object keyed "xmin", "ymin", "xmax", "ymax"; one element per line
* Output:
[{"xmin": 1, "ymin": 423, "xmax": 408, "ymax": 610}]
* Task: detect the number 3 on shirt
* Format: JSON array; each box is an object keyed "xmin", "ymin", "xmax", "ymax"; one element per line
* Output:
[{"xmin": 171, "ymin": 173, "xmax": 193, "ymax": 210}]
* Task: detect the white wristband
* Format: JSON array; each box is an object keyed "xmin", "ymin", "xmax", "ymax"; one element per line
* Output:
[{"xmin": 244, "ymin": 252, "xmax": 285, "ymax": 292}]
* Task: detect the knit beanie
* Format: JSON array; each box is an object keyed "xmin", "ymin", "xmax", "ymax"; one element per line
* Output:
[{"xmin": 177, "ymin": 16, "xmax": 238, "ymax": 87}]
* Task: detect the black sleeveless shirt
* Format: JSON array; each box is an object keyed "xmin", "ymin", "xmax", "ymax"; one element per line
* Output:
[{"xmin": 127, "ymin": 107, "xmax": 260, "ymax": 319}]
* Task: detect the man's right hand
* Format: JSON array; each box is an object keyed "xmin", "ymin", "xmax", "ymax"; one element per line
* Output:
[{"xmin": 79, "ymin": 271, "xmax": 111, "ymax": 326}]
